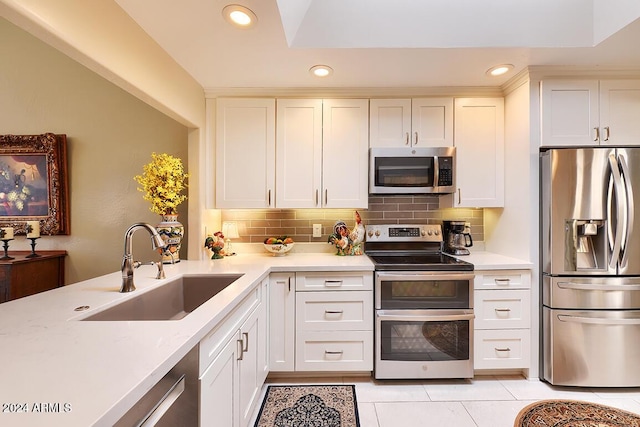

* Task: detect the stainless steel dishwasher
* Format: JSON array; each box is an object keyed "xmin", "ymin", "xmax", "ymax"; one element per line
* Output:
[{"xmin": 114, "ymin": 345, "xmax": 198, "ymax": 426}]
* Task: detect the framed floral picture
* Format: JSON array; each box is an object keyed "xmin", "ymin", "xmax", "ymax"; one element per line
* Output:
[{"xmin": 0, "ymin": 133, "xmax": 69, "ymax": 235}]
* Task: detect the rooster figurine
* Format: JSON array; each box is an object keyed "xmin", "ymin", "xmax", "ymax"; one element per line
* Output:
[{"xmin": 349, "ymin": 211, "xmax": 366, "ymax": 245}]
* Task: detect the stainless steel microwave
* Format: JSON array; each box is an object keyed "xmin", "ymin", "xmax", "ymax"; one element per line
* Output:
[{"xmin": 369, "ymin": 147, "xmax": 456, "ymax": 194}]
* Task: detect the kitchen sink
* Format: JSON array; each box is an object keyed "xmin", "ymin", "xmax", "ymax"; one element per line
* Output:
[{"xmin": 81, "ymin": 274, "xmax": 244, "ymax": 321}]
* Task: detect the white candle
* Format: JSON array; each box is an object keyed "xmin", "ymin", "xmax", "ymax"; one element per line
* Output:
[
  {"xmin": 26, "ymin": 221, "xmax": 40, "ymax": 238},
  {"xmin": 1, "ymin": 227, "xmax": 13, "ymax": 239}
]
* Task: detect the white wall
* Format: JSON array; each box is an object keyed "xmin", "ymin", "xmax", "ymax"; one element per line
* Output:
[
  {"xmin": 484, "ymin": 77, "xmax": 532, "ymax": 261},
  {"xmin": 0, "ymin": 18, "xmax": 189, "ymax": 283}
]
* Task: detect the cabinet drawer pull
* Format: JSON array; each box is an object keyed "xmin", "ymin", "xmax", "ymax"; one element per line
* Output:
[
  {"xmin": 242, "ymin": 332, "xmax": 249, "ymax": 352},
  {"xmin": 324, "ymin": 280, "xmax": 343, "ymax": 287},
  {"xmin": 495, "ymin": 347, "xmax": 511, "ymax": 352},
  {"xmin": 324, "ymin": 350, "xmax": 344, "ymax": 355},
  {"xmin": 494, "ymin": 278, "xmax": 511, "ymax": 285},
  {"xmin": 237, "ymin": 338, "xmax": 244, "ymax": 360},
  {"xmin": 494, "ymin": 308, "xmax": 512, "ymax": 312},
  {"xmin": 325, "ymin": 310, "xmax": 344, "ymax": 315}
]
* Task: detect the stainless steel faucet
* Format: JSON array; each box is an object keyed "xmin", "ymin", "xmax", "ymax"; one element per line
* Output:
[{"xmin": 120, "ymin": 223, "xmax": 166, "ymax": 293}]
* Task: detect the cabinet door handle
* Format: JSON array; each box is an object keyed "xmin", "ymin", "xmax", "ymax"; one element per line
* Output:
[
  {"xmin": 288, "ymin": 276, "xmax": 291, "ymax": 292},
  {"xmin": 457, "ymin": 188, "xmax": 461, "ymax": 204},
  {"xmin": 405, "ymin": 132, "xmax": 409, "ymax": 145},
  {"xmin": 325, "ymin": 189, "xmax": 328, "ymax": 205},
  {"xmin": 268, "ymin": 189, "xmax": 272, "ymax": 206},
  {"xmin": 242, "ymin": 332, "xmax": 249, "ymax": 352},
  {"xmin": 604, "ymin": 126, "xmax": 610, "ymax": 141},
  {"xmin": 593, "ymin": 127, "xmax": 600, "ymax": 142},
  {"xmin": 315, "ymin": 189, "xmax": 319, "ymax": 207},
  {"xmin": 494, "ymin": 278, "xmax": 511, "ymax": 285},
  {"xmin": 324, "ymin": 280, "xmax": 343, "ymax": 287},
  {"xmin": 237, "ymin": 338, "xmax": 244, "ymax": 360},
  {"xmin": 414, "ymin": 131, "xmax": 418, "ymax": 145},
  {"xmin": 495, "ymin": 347, "xmax": 511, "ymax": 352}
]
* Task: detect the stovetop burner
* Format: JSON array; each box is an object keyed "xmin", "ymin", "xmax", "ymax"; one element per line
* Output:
[{"xmin": 364, "ymin": 224, "xmax": 474, "ymax": 272}]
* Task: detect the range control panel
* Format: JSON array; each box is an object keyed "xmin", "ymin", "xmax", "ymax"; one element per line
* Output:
[{"xmin": 365, "ymin": 224, "xmax": 442, "ymax": 242}]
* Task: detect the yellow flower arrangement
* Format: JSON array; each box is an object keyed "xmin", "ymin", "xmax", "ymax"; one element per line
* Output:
[{"xmin": 134, "ymin": 153, "xmax": 188, "ymax": 215}]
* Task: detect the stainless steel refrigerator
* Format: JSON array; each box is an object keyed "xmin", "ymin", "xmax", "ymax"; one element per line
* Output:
[{"xmin": 541, "ymin": 147, "xmax": 640, "ymax": 387}]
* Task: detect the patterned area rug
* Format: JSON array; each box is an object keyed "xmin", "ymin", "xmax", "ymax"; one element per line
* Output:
[
  {"xmin": 254, "ymin": 385, "xmax": 360, "ymax": 427},
  {"xmin": 514, "ymin": 399, "xmax": 640, "ymax": 427}
]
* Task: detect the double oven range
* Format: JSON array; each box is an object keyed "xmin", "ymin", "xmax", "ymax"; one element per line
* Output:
[{"xmin": 365, "ymin": 224, "xmax": 475, "ymax": 380}]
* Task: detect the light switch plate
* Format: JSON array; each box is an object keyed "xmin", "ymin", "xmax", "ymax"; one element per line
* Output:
[{"xmin": 312, "ymin": 224, "xmax": 322, "ymax": 237}]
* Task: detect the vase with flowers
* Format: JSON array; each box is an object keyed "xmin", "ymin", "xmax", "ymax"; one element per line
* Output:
[{"xmin": 134, "ymin": 152, "xmax": 188, "ymax": 263}]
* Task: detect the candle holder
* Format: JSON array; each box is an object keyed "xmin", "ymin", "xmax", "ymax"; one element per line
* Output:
[
  {"xmin": 0, "ymin": 238, "xmax": 14, "ymax": 260},
  {"xmin": 26, "ymin": 237, "xmax": 41, "ymax": 258}
]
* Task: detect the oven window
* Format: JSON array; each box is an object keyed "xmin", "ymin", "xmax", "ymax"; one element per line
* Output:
[
  {"xmin": 374, "ymin": 157, "xmax": 434, "ymax": 187},
  {"xmin": 380, "ymin": 320, "xmax": 470, "ymax": 361},
  {"xmin": 379, "ymin": 278, "xmax": 470, "ymax": 309}
]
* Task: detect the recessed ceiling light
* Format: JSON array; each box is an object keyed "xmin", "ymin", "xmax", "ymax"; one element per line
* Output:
[
  {"xmin": 222, "ymin": 4, "xmax": 257, "ymax": 28},
  {"xmin": 486, "ymin": 64, "xmax": 514, "ymax": 77},
  {"xmin": 309, "ymin": 65, "xmax": 333, "ymax": 77}
]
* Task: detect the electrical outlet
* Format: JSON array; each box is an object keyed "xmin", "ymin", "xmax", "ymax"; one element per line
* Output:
[{"xmin": 312, "ymin": 224, "xmax": 322, "ymax": 237}]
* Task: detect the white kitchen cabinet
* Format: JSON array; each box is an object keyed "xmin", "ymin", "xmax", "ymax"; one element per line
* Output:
[
  {"xmin": 473, "ymin": 269, "xmax": 531, "ymax": 370},
  {"xmin": 295, "ymin": 271, "xmax": 373, "ymax": 372},
  {"xmin": 200, "ymin": 331, "xmax": 239, "ymax": 427},
  {"xmin": 268, "ymin": 272, "xmax": 295, "ymax": 372},
  {"xmin": 440, "ymin": 97, "xmax": 505, "ymax": 208},
  {"xmin": 199, "ymin": 282, "xmax": 266, "ymax": 427},
  {"xmin": 541, "ymin": 79, "xmax": 640, "ymax": 146},
  {"xmin": 276, "ymin": 98, "xmax": 368, "ymax": 208},
  {"xmin": 215, "ymin": 98, "xmax": 276, "ymax": 208},
  {"xmin": 369, "ymin": 98, "xmax": 454, "ymax": 147},
  {"xmin": 321, "ymin": 99, "xmax": 369, "ymax": 208},
  {"xmin": 269, "ymin": 271, "xmax": 373, "ymax": 373}
]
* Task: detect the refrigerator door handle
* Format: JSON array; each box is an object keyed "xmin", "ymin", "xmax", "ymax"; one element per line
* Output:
[
  {"xmin": 558, "ymin": 314, "xmax": 640, "ymax": 326},
  {"xmin": 557, "ymin": 281, "xmax": 640, "ymax": 291},
  {"xmin": 608, "ymin": 153, "xmax": 624, "ymax": 269},
  {"xmin": 618, "ymin": 153, "xmax": 635, "ymax": 269}
]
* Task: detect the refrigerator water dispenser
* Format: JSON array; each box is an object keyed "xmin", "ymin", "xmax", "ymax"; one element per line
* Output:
[{"xmin": 565, "ymin": 219, "xmax": 607, "ymax": 271}]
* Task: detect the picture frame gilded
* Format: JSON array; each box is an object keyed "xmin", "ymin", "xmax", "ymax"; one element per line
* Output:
[{"xmin": 0, "ymin": 133, "xmax": 69, "ymax": 235}]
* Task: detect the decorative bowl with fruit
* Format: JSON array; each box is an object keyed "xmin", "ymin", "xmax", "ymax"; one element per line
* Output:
[{"xmin": 263, "ymin": 236, "xmax": 294, "ymax": 256}]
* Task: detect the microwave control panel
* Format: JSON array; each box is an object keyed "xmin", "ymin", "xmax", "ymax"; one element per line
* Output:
[{"xmin": 438, "ymin": 157, "xmax": 453, "ymax": 186}]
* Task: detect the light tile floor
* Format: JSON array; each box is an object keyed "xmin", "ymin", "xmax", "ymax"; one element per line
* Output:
[{"xmin": 250, "ymin": 375, "xmax": 640, "ymax": 427}]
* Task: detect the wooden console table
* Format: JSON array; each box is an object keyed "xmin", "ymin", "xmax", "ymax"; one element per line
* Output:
[{"xmin": 0, "ymin": 250, "xmax": 67, "ymax": 303}]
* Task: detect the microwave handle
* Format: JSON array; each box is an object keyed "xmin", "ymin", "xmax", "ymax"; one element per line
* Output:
[{"xmin": 433, "ymin": 156, "xmax": 440, "ymax": 188}]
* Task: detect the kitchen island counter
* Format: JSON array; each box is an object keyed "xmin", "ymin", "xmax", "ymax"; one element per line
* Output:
[
  {"xmin": 455, "ymin": 250, "xmax": 533, "ymax": 270},
  {"xmin": 0, "ymin": 252, "xmax": 373, "ymax": 427}
]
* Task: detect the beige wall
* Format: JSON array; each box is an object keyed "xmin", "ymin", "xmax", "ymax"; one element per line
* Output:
[{"xmin": 0, "ymin": 18, "xmax": 189, "ymax": 284}]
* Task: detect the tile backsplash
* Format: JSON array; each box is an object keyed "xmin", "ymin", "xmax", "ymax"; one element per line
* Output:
[{"xmin": 220, "ymin": 195, "xmax": 483, "ymax": 243}]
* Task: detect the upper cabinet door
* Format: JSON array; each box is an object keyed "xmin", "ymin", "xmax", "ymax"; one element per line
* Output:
[
  {"xmin": 369, "ymin": 99, "xmax": 412, "ymax": 147},
  {"xmin": 541, "ymin": 80, "xmax": 600, "ymax": 146},
  {"xmin": 369, "ymin": 98, "xmax": 453, "ymax": 148},
  {"xmin": 216, "ymin": 98, "xmax": 276, "ymax": 208},
  {"xmin": 444, "ymin": 97, "xmax": 504, "ymax": 208},
  {"xmin": 276, "ymin": 99, "xmax": 323, "ymax": 208},
  {"xmin": 412, "ymin": 98, "xmax": 454, "ymax": 147},
  {"xmin": 600, "ymin": 80, "xmax": 640, "ymax": 146},
  {"xmin": 322, "ymin": 99, "xmax": 369, "ymax": 209}
]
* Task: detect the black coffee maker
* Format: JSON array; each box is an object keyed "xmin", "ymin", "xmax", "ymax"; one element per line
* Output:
[{"xmin": 442, "ymin": 220, "xmax": 473, "ymax": 255}]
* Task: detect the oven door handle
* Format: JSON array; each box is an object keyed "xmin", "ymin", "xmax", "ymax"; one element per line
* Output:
[
  {"xmin": 376, "ymin": 310, "xmax": 474, "ymax": 322},
  {"xmin": 375, "ymin": 272, "xmax": 475, "ymax": 282}
]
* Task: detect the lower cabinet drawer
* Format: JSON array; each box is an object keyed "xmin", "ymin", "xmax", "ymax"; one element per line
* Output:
[
  {"xmin": 474, "ymin": 329, "xmax": 530, "ymax": 370},
  {"xmin": 474, "ymin": 289, "xmax": 530, "ymax": 329},
  {"xmin": 295, "ymin": 331, "xmax": 373, "ymax": 372},
  {"xmin": 296, "ymin": 291, "xmax": 373, "ymax": 331}
]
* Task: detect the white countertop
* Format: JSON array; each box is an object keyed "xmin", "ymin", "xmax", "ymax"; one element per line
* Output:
[
  {"xmin": 456, "ymin": 250, "xmax": 533, "ymax": 270},
  {"xmin": 0, "ymin": 249, "xmax": 530, "ymax": 426}
]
